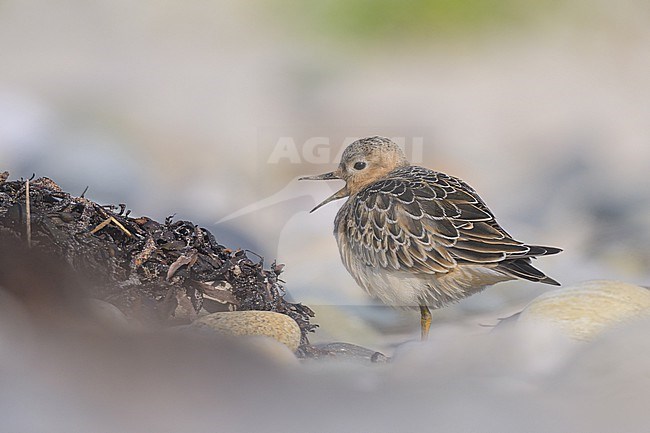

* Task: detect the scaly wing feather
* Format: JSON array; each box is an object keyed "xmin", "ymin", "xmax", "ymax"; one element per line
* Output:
[{"xmin": 342, "ymin": 166, "xmax": 560, "ymax": 280}]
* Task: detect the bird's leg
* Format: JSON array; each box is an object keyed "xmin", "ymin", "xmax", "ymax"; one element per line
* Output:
[{"xmin": 419, "ymin": 305, "xmax": 431, "ymax": 340}]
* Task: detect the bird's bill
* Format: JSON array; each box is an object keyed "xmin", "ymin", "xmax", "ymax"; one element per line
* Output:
[
  {"xmin": 299, "ymin": 171, "xmax": 348, "ymax": 212},
  {"xmin": 299, "ymin": 171, "xmax": 340, "ymax": 181},
  {"xmin": 309, "ymin": 186, "xmax": 349, "ymax": 213}
]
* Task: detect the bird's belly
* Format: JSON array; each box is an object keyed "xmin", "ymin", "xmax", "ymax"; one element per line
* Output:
[
  {"xmin": 344, "ymin": 257, "xmax": 512, "ymax": 308},
  {"xmin": 354, "ymin": 266, "xmax": 429, "ymax": 307}
]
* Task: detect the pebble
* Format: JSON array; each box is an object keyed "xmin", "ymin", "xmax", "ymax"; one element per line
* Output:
[
  {"xmin": 190, "ymin": 311, "xmax": 302, "ymax": 352},
  {"xmin": 303, "ymin": 342, "xmax": 390, "ymax": 364},
  {"xmin": 516, "ymin": 280, "xmax": 650, "ymax": 341}
]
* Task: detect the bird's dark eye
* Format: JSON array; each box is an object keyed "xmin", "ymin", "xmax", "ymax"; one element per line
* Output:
[{"xmin": 353, "ymin": 161, "xmax": 367, "ymax": 170}]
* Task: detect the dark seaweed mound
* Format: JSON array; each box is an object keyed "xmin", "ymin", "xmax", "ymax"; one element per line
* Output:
[{"xmin": 0, "ymin": 172, "xmax": 316, "ymax": 344}]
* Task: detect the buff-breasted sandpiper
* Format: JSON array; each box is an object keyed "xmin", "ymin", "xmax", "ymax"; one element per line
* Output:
[{"xmin": 300, "ymin": 136, "xmax": 561, "ymax": 339}]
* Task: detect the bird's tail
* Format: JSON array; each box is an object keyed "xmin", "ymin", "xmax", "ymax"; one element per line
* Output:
[{"xmin": 497, "ymin": 245, "xmax": 562, "ymax": 286}]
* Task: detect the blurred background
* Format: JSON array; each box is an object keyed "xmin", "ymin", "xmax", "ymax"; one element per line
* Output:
[{"xmin": 1, "ymin": 0, "xmax": 649, "ymax": 347}]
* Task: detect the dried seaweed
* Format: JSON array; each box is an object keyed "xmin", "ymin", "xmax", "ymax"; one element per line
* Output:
[{"xmin": 0, "ymin": 173, "xmax": 316, "ymax": 344}]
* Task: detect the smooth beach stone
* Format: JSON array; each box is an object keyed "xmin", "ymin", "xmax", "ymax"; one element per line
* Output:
[
  {"xmin": 191, "ymin": 311, "xmax": 302, "ymax": 351},
  {"xmin": 517, "ymin": 280, "xmax": 650, "ymax": 341},
  {"xmin": 244, "ymin": 336, "xmax": 300, "ymax": 366}
]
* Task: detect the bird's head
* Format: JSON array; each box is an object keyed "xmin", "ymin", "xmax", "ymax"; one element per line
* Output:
[{"xmin": 300, "ymin": 136, "xmax": 409, "ymax": 212}]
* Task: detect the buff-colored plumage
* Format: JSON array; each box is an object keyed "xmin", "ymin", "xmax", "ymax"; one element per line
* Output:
[{"xmin": 301, "ymin": 136, "xmax": 561, "ymax": 339}]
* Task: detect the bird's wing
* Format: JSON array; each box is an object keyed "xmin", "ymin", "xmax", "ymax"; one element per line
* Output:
[{"xmin": 344, "ymin": 167, "xmax": 532, "ymax": 274}]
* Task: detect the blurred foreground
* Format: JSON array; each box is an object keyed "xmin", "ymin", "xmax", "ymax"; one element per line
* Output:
[{"xmin": 2, "ymin": 279, "xmax": 650, "ymax": 433}]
